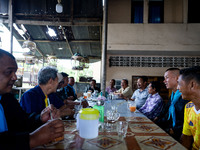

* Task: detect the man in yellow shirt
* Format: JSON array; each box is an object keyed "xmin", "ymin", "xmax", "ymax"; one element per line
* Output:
[{"xmin": 177, "ymin": 66, "xmax": 200, "ymax": 149}]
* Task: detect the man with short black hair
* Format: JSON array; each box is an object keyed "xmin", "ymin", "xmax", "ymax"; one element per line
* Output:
[
  {"xmin": 178, "ymin": 66, "xmax": 200, "ymax": 149},
  {"xmin": 106, "ymin": 79, "xmax": 117, "ymax": 94},
  {"xmin": 155, "ymin": 68, "xmax": 189, "ymax": 141},
  {"xmin": 139, "ymin": 81, "xmax": 164, "ymax": 120},
  {"xmin": 87, "ymin": 79, "xmax": 100, "ymax": 93},
  {"xmin": 131, "ymin": 76, "xmax": 149, "ymax": 109},
  {"xmin": 66, "ymin": 77, "xmax": 77, "ymax": 100}
]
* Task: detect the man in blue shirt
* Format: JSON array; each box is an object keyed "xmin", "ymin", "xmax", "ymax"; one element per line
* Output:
[
  {"xmin": 66, "ymin": 77, "xmax": 77, "ymax": 101},
  {"xmin": 57, "ymin": 73, "xmax": 88, "ymax": 109},
  {"xmin": 20, "ymin": 66, "xmax": 73, "ymax": 117},
  {"xmin": 0, "ymin": 49, "xmax": 64, "ymax": 149},
  {"xmin": 131, "ymin": 76, "xmax": 149, "ymax": 109}
]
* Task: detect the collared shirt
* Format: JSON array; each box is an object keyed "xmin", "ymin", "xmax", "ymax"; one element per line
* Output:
[
  {"xmin": 66, "ymin": 84, "xmax": 77, "ymax": 100},
  {"xmin": 131, "ymin": 87, "xmax": 149, "ymax": 109},
  {"xmin": 139, "ymin": 93, "xmax": 164, "ymax": 120},
  {"xmin": 183, "ymin": 102, "xmax": 200, "ymax": 150},
  {"xmin": 0, "ymin": 95, "xmax": 8, "ymax": 132},
  {"xmin": 20, "ymin": 85, "xmax": 64, "ymax": 114},
  {"xmin": 56, "ymin": 87, "xmax": 68, "ymax": 100},
  {"xmin": 106, "ymin": 86, "xmax": 117, "ymax": 94},
  {"xmin": 0, "ymin": 93, "xmax": 43, "ymax": 149},
  {"xmin": 116, "ymin": 86, "xmax": 132, "ymax": 98},
  {"xmin": 87, "ymin": 86, "xmax": 101, "ymax": 93}
]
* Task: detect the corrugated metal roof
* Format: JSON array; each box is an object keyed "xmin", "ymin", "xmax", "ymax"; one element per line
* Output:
[{"xmin": 0, "ymin": 0, "xmax": 103, "ymax": 62}]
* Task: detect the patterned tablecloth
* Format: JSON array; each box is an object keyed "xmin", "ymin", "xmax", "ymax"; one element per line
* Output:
[{"xmin": 34, "ymin": 100, "xmax": 186, "ymax": 150}]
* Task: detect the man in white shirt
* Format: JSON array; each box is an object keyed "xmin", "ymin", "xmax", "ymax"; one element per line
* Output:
[{"xmin": 114, "ymin": 79, "xmax": 132, "ymax": 99}]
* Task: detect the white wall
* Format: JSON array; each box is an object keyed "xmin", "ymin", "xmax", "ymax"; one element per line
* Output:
[
  {"xmin": 107, "ymin": 24, "xmax": 200, "ymax": 51},
  {"xmin": 105, "ymin": 0, "xmax": 200, "ymax": 89}
]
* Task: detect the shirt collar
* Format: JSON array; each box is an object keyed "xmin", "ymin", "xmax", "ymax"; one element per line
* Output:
[
  {"xmin": 122, "ymin": 86, "xmax": 129, "ymax": 90},
  {"xmin": 139, "ymin": 87, "xmax": 148, "ymax": 93},
  {"xmin": 150, "ymin": 93, "xmax": 159, "ymax": 98},
  {"xmin": 68, "ymin": 84, "xmax": 73, "ymax": 88},
  {"xmin": 194, "ymin": 106, "xmax": 200, "ymax": 114},
  {"xmin": 36, "ymin": 85, "xmax": 46, "ymax": 99}
]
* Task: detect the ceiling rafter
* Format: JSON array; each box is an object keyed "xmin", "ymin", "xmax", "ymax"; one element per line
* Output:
[
  {"xmin": 2, "ymin": 19, "xmax": 102, "ymax": 26},
  {"xmin": 17, "ymin": 39, "xmax": 100, "ymax": 43}
]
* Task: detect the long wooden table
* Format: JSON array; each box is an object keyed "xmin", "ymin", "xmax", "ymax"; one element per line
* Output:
[{"xmin": 34, "ymin": 99, "xmax": 186, "ymax": 150}]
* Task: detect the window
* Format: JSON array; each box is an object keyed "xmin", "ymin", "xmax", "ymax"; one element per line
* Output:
[
  {"xmin": 131, "ymin": 0, "xmax": 144, "ymax": 23},
  {"xmin": 188, "ymin": 0, "xmax": 200, "ymax": 23},
  {"xmin": 148, "ymin": 0, "xmax": 164, "ymax": 23},
  {"xmin": 115, "ymin": 79, "xmax": 121, "ymax": 90}
]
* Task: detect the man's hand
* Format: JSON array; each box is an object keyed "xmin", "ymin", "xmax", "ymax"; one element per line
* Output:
[
  {"xmin": 81, "ymin": 100, "xmax": 89, "ymax": 108},
  {"xmin": 67, "ymin": 96, "xmax": 74, "ymax": 100},
  {"xmin": 59, "ymin": 105, "xmax": 74, "ymax": 117},
  {"xmin": 29, "ymin": 119, "xmax": 64, "ymax": 148},
  {"xmin": 180, "ymin": 134, "xmax": 193, "ymax": 149},
  {"xmin": 40, "ymin": 105, "xmax": 61, "ymax": 123},
  {"xmin": 169, "ymin": 128, "xmax": 174, "ymax": 135}
]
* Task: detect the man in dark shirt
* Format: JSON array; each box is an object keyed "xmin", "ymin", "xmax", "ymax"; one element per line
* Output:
[
  {"xmin": 87, "ymin": 79, "xmax": 100, "ymax": 93},
  {"xmin": 155, "ymin": 68, "xmax": 189, "ymax": 141},
  {"xmin": 57, "ymin": 74, "xmax": 88, "ymax": 109},
  {"xmin": 66, "ymin": 77, "xmax": 77, "ymax": 100},
  {"xmin": 56, "ymin": 72, "xmax": 69, "ymax": 101},
  {"xmin": 0, "ymin": 49, "xmax": 64, "ymax": 149},
  {"xmin": 20, "ymin": 67, "xmax": 73, "ymax": 117}
]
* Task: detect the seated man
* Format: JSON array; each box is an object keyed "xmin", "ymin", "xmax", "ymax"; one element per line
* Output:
[
  {"xmin": 56, "ymin": 72, "xmax": 69, "ymax": 101},
  {"xmin": 56, "ymin": 73, "xmax": 88, "ymax": 108},
  {"xmin": 155, "ymin": 68, "xmax": 189, "ymax": 141},
  {"xmin": 114, "ymin": 78, "xmax": 132, "ymax": 99},
  {"xmin": 106, "ymin": 79, "xmax": 117, "ymax": 94},
  {"xmin": 131, "ymin": 76, "xmax": 149, "ymax": 109},
  {"xmin": 87, "ymin": 79, "xmax": 100, "ymax": 93},
  {"xmin": 178, "ymin": 66, "xmax": 200, "ymax": 149},
  {"xmin": 139, "ymin": 81, "xmax": 164, "ymax": 120},
  {"xmin": 57, "ymin": 72, "xmax": 69, "ymax": 90},
  {"xmin": 0, "ymin": 49, "xmax": 64, "ymax": 149},
  {"xmin": 66, "ymin": 77, "xmax": 77, "ymax": 101},
  {"xmin": 20, "ymin": 66, "xmax": 73, "ymax": 117}
]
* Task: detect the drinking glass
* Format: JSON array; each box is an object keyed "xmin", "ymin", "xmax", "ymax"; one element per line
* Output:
[
  {"xmin": 87, "ymin": 91, "xmax": 91, "ymax": 100},
  {"xmin": 106, "ymin": 110, "xmax": 120, "ymax": 123},
  {"xmin": 83, "ymin": 93, "xmax": 87, "ymax": 99},
  {"xmin": 117, "ymin": 121, "xmax": 128, "ymax": 139},
  {"xmin": 74, "ymin": 104, "xmax": 82, "ymax": 119},
  {"xmin": 127, "ymin": 100, "xmax": 136, "ymax": 112},
  {"xmin": 111, "ymin": 105, "xmax": 118, "ymax": 113}
]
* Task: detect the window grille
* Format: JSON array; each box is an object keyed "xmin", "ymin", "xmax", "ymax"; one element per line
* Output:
[{"xmin": 109, "ymin": 56, "xmax": 200, "ymax": 67}]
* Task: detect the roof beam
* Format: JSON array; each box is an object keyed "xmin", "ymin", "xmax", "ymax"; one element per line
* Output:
[
  {"xmin": 61, "ymin": 25, "xmax": 73, "ymax": 56},
  {"xmin": 2, "ymin": 19, "xmax": 102, "ymax": 26},
  {"xmin": 17, "ymin": 39, "xmax": 100, "ymax": 43}
]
